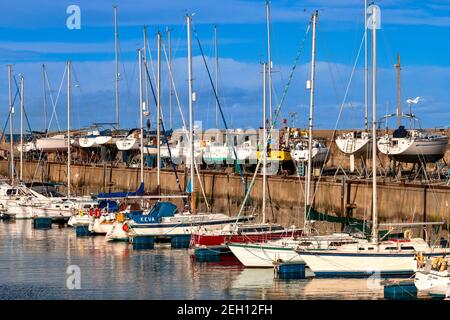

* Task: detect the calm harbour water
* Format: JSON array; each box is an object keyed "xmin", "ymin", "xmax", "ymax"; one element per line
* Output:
[{"xmin": 0, "ymin": 220, "xmax": 428, "ymax": 300}]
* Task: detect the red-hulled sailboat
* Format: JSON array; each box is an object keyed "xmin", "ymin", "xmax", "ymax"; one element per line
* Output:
[{"xmin": 190, "ymin": 223, "xmax": 303, "ymax": 247}]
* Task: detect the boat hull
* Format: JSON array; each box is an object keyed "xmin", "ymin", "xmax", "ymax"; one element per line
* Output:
[
  {"xmin": 228, "ymin": 242, "xmax": 303, "ymax": 268},
  {"xmin": 377, "ymin": 136, "xmax": 448, "ymax": 163},
  {"xmin": 191, "ymin": 229, "xmax": 303, "ymax": 247},
  {"xmin": 298, "ymin": 250, "xmax": 446, "ymax": 277},
  {"xmin": 36, "ymin": 135, "xmax": 67, "ymax": 152},
  {"xmin": 414, "ymin": 270, "xmax": 450, "ymax": 296},
  {"xmin": 130, "ymin": 216, "xmax": 253, "ymax": 238},
  {"xmin": 335, "ymin": 137, "xmax": 371, "ymax": 157},
  {"xmin": 116, "ymin": 138, "xmax": 139, "ymax": 151}
]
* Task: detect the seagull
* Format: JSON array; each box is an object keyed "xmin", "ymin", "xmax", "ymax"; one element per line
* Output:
[{"xmin": 406, "ymin": 96, "xmax": 421, "ymax": 104}]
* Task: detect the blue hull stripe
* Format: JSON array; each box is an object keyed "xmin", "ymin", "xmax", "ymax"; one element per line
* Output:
[
  {"xmin": 299, "ymin": 251, "xmax": 446, "ymax": 258},
  {"xmin": 132, "ymin": 217, "xmax": 252, "ymax": 229},
  {"xmin": 314, "ymin": 270, "xmax": 414, "ymax": 278}
]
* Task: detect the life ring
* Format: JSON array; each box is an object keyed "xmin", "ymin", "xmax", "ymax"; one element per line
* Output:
[
  {"xmin": 438, "ymin": 257, "xmax": 447, "ymax": 272},
  {"xmin": 94, "ymin": 208, "xmax": 101, "ymax": 218},
  {"xmin": 404, "ymin": 229, "xmax": 412, "ymax": 239},
  {"xmin": 78, "ymin": 208, "xmax": 84, "ymax": 216},
  {"xmin": 89, "ymin": 207, "xmax": 94, "ymax": 217},
  {"xmin": 432, "ymin": 257, "xmax": 439, "ymax": 270},
  {"xmin": 416, "ymin": 252, "xmax": 424, "ymax": 269},
  {"xmin": 122, "ymin": 222, "xmax": 129, "ymax": 232}
]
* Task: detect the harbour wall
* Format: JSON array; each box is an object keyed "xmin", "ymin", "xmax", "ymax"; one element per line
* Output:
[{"xmin": 1, "ymin": 160, "xmax": 448, "ymax": 231}]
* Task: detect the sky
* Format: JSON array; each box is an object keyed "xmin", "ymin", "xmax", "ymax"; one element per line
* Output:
[{"xmin": 0, "ymin": 0, "xmax": 449, "ymax": 135}]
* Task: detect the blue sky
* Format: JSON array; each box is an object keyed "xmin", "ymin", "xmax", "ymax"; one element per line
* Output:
[{"xmin": 0, "ymin": 0, "xmax": 449, "ymax": 134}]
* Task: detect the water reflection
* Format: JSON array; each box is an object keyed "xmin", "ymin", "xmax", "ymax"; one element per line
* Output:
[{"xmin": 0, "ymin": 221, "xmax": 432, "ymax": 300}]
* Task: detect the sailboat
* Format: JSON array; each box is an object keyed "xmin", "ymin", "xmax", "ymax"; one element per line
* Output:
[
  {"xmin": 78, "ymin": 129, "xmax": 100, "ymax": 148},
  {"xmin": 192, "ymin": 61, "xmax": 302, "ymax": 248},
  {"xmin": 228, "ymin": 11, "xmax": 361, "ymax": 268},
  {"xmin": 335, "ymin": 0, "xmax": 372, "ymax": 173},
  {"xmin": 377, "ymin": 115, "xmax": 448, "ymax": 164},
  {"xmin": 290, "ymin": 136, "xmax": 329, "ymax": 168},
  {"xmin": 112, "ymin": 16, "xmax": 255, "ymax": 242},
  {"xmin": 296, "ymin": 5, "xmax": 449, "ymax": 277}
]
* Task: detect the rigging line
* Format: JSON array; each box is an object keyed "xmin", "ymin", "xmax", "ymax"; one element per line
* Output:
[
  {"xmin": 233, "ymin": 16, "xmax": 314, "ymax": 227},
  {"xmin": 45, "ymin": 65, "xmax": 66, "ymax": 134},
  {"xmin": 191, "ymin": 23, "xmax": 253, "ymax": 208},
  {"xmin": 12, "ymin": 76, "xmax": 33, "ymax": 134},
  {"xmin": 271, "ymin": 21, "xmax": 312, "ymax": 129},
  {"xmin": 162, "ymin": 42, "xmax": 187, "ymax": 129},
  {"xmin": 118, "ymin": 43, "xmax": 133, "ymax": 125},
  {"xmin": 309, "ymin": 32, "xmax": 365, "ymax": 220},
  {"xmin": 70, "ymin": 64, "xmax": 85, "ymax": 129},
  {"xmin": 170, "ymin": 20, "xmax": 186, "ymax": 68},
  {"xmin": 143, "ymin": 59, "xmax": 187, "ymax": 207},
  {"xmin": 146, "ymin": 35, "xmax": 158, "ymax": 99},
  {"xmin": 157, "ymin": 43, "xmax": 210, "ymax": 209}
]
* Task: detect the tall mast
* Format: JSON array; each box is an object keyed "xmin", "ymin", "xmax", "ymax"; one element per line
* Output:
[
  {"xmin": 143, "ymin": 26, "xmax": 149, "ymax": 112},
  {"xmin": 42, "ymin": 64, "xmax": 47, "ymax": 131},
  {"xmin": 305, "ymin": 11, "xmax": 318, "ymax": 233},
  {"xmin": 114, "ymin": 5, "xmax": 119, "ymax": 128},
  {"xmin": 395, "ymin": 53, "xmax": 401, "ymax": 127},
  {"xmin": 20, "ymin": 75, "xmax": 24, "ymax": 182},
  {"xmin": 214, "ymin": 25, "xmax": 219, "ymax": 129},
  {"xmin": 262, "ymin": 62, "xmax": 267, "ymax": 223},
  {"xmin": 364, "ymin": 0, "xmax": 369, "ymax": 131},
  {"xmin": 265, "ymin": 1, "xmax": 273, "ymax": 125},
  {"xmin": 167, "ymin": 27, "xmax": 173, "ymax": 129},
  {"xmin": 187, "ymin": 14, "xmax": 196, "ymax": 213},
  {"xmin": 138, "ymin": 49, "xmax": 144, "ymax": 185},
  {"xmin": 8, "ymin": 65, "xmax": 14, "ymax": 185},
  {"xmin": 157, "ymin": 31, "xmax": 162, "ymax": 192},
  {"xmin": 371, "ymin": 6, "xmax": 378, "ymax": 242},
  {"xmin": 67, "ymin": 61, "xmax": 71, "ymax": 198}
]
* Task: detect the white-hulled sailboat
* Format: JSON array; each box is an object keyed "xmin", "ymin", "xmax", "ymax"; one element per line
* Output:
[
  {"xmin": 109, "ymin": 26, "xmax": 253, "ymax": 240},
  {"xmin": 297, "ymin": 5, "xmax": 449, "ymax": 277},
  {"xmin": 228, "ymin": 11, "xmax": 360, "ymax": 268},
  {"xmin": 414, "ymin": 255, "xmax": 450, "ymax": 298},
  {"xmin": 377, "ymin": 115, "xmax": 448, "ymax": 164}
]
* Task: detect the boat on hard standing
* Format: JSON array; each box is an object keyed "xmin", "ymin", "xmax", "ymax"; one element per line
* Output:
[
  {"xmin": 78, "ymin": 129, "xmax": 100, "ymax": 148},
  {"xmin": 377, "ymin": 119, "xmax": 448, "ymax": 164}
]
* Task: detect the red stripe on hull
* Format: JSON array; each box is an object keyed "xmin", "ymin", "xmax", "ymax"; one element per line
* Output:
[{"xmin": 190, "ymin": 230, "xmax": 303, "ymax": 247}]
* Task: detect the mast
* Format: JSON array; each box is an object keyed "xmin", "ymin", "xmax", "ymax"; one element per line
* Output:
[
  {"xmin": 114, "ymin": 5, "xmax": 119, "ymax": 128},
  {"xmin": 262, "ymin": 62, "xmax": 267, "ymax": 223},
  {"xmin": 67, "ymin": 60, "xmax": 71, "ymax": 198},
  {"xmin": 395, "ymin": 53, "xmax": 401, "ymax": 127},
  {"xmin": 214, "ymin": 25, "xmax": 219, "ymax": 129},
  {"xmin": 20, "ymin": 75, "xmax": 24, "ymax": 182},
  {"xmin": 265, "ymin": 1, "xmax": 273, "ymax": 125},
  {"xmin": 42, "ymin": 64, "xmax": 47, "ymax": 131},
  {"xmin": 143, "ymin": 26, "xmax": 149, "ymax": 112},
  {"xmin": 167, "ymin": 27, "xmax": 173, "ymax": 129},
  {"xmin": 138, "ymin": 49, "xmax": 144, "ymax": 185},
  {"xmin": 371, "ymin": 5, "xmax": 378, "ymax": 242},
  {"xmin": 187, "ymin": 14, "xmax": 196, "ymax": 213},
  {"xmin": 364, "ymin": 0, "xmax": 369, "ymax": 131},
  {"xmin": 305, "ymin": 11, "xmax": 318, "ymax": 232},
  {"xmin": 157, "ymin": 31, "xmax": 162, "ymax": 192},
  {"xmin": 8, "ymin": 65, "xmax": 14, "ymax": 185}
]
